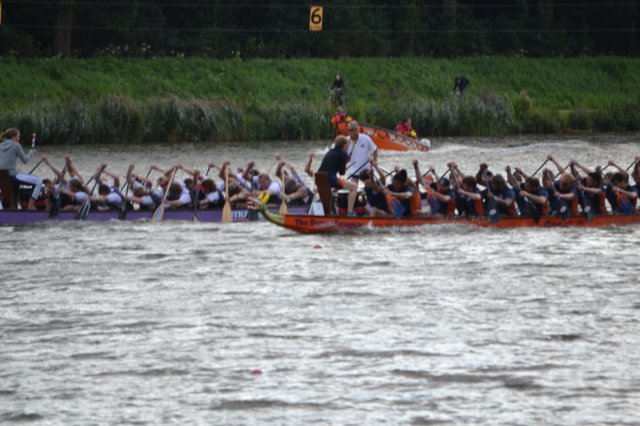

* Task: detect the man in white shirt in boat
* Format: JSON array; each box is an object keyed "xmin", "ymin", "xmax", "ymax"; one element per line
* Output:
[{"xmin": 346, "ymin": 120, "xmax": 377, "ymax": 181}]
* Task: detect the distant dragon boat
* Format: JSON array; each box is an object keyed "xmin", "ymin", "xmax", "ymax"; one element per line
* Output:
[{"xmin": 336, "ymin": 122, "xmax": 430, "ymax": 152}]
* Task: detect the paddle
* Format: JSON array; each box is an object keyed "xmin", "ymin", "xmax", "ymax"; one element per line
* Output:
[
  {"xmin": 530, "ymin": 159, "xmax": 549, "ymax": 177},
  {"xmin": 347, "ymin": 160, "xmax": 371, "ymax": 180},
  {"xmin": 28, "ymin": 159, "xmax": 44, "ymax": 175},
  {"xmin": 152, "ymin": 168, "xmax": 177, "ymax": 222},
  {"xmin": 49, "ymin": 159, "xmax": 68, "ymax": 218},
  {"xmin": 221, "ymin": 166, "xmax": 232, "ymax": 223},
  {"xmin": 279, "ymin": 169, "xmax": 288, "ymax": 215},
  {"xmin": 483, "ymin": 168, "xmax": 499, "ymax": 224},
  {"xmin": 77, "ymin": 166, "xmax": 104, "ymax": 220},
  {"xmin": 118, "ymin": 181, "xmax": 130, "ymax": 220},
  {"xmin": 625, "ymin": 159, "xmax": 636, "ymax": 173}
]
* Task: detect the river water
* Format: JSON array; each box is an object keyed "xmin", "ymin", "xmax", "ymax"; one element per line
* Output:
[{"xmin": 2, "ymin": 134, "xmax": 640, "ymax": 425}]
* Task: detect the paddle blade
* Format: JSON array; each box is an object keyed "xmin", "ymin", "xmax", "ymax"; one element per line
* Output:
[
  {"xmin": 279, "ymin": 199, "xmax": 288, "ymax": 215},
  {"xmin": 76, "ymin": 200, "xmax": 90, "ymax": 220},
  {"xmin": 221, "ymin": 201, "xmax": 232, "ymax": 223},
  {"xmin": 152, "ymin": 204, "xmax": 165, "ymax": 222}
]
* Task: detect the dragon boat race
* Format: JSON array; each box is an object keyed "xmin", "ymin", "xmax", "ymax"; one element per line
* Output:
[{"xmin": 2, "ymin": 1, "xmax": 640, "ymax": 424}]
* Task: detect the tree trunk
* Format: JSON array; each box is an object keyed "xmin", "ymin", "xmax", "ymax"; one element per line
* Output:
[
  {"xmin": 54, "ymin": 0, "xmax": 74, "ymax": 56},
  {"xmin": 443, "ymin": 0, "xmax": 457, "ymax": 22}
]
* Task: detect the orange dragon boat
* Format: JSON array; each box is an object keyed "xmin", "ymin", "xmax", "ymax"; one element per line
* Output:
[
  {"xmin": 336, "ymin": 122, "xmax": 430, "ymax": 152},
  {"xmin": 258, "ymin": 208, "xmax": 640, "ymax": 234}
]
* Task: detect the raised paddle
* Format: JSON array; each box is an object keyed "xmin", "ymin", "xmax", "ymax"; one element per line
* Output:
[
  {"xmin": 530, "ymin": 159, "xmax": 549, "ymax": 177},
  {"xmin": 28, "ymin": 159, "xmax": 44, "ymax": 175},
  {"xmin": 152, "ymin": 168, "xmax": 177, "ymax": 222},
  {"xmin": 625, "ymin": 159, "xmax": 637, "ymax": 172},
  {"xmin": 221, "ymin": 166, "xmax": 232, "ymax": 223},
  {"xmin": 279, "ymin": 169, "xmax": 288, "ymax": 215}
]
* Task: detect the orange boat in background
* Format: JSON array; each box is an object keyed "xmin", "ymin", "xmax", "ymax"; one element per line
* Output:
[{"xmin": 335, "ymin": 122, "xmax": 431, "ymax": 152}]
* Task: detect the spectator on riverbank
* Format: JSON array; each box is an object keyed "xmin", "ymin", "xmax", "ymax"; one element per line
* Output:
[
  {"xmin": 329, "ymin": 73, "xmax": 346, "ymax": 106},
  {"xmin": 453, "ymin": 76, "xmax": 470, "ymax": 97}
]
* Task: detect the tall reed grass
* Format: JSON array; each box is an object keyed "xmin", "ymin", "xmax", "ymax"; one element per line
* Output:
[
  {"xmin": 1, "ymin": 56, "xmax": 640, "ymax": 144},
  {"xmin": 2, "ymin": 92, "xmax": 639, "ymax": 145}
]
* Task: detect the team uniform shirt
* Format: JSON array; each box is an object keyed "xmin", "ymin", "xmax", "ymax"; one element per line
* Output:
[
  {"xmin": 73, "ymin": 191, "xmax": 89, "ymax": 204},
  {"xmin": 456, "ymin": 187, "xmax": 483, "ymax": 217},
  {"xmin": 514, "ymin": 187, "xmax": 549, "ymax": 216},
  {"xmin": 289, "ymin": 171, "xmax": 313, "ymax": 205},
  {"xmin": 481, "ymin": 187, "xmax": 516, "ymax": 215},
  {"xmin": 428, "ymin": 183, "xmax": 457, "ymax": 215},
  {"xmin": 605, "ymin": 184, "xmax": 636, "ymax": 214},
  {"xmin": 263, "ymin": 180, "xmax": 282, "ymax": 202},
  {"xmin": 204, "ymin": 190, "xmax": 224, "ymax": 207},
  {"xmin": 346, "ymin": 134, "xmax": 377, "ymax": 178},
  {"xmin": 364, "ymin": 186, "xmax": 388, "ymax": 212},
  {"xmin": 547, "ymin": 182, "xmax": 579, "ymax": 215},
  {"xmin": 387, "ymin": 183, "xmax": 415, "ymax": 217}
]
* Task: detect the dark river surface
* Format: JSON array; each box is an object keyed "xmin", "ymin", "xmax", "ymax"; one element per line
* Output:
[{"xmin": 2, "ymin": 134, "xmax": 640, "ymax": 424}]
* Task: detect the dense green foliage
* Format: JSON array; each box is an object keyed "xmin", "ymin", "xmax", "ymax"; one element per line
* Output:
[
  {"xmin": 1, "ymin": 56, "xmax": 639, "ymax": 144},
  {"xmin": 1, "ymin": 1, "xmax": 638, "ymax": 58}
]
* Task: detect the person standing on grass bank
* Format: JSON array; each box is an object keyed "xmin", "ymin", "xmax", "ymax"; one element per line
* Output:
[
  {"xmin": 329, "ymin": 73, "xmax": 346, "ymax": 106},
  {"xmin": 0, "ymin": 128, "xmax": 42, "ymax": 210},
  {"xmin": 346, "ymin": 120, "xmax": 378, "ymax": 181},
  {"xmin": 453, "ymin": 76, "xmax": 470, "ymax": 97}
]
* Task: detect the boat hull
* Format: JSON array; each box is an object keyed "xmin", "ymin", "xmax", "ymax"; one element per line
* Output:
[
  {"xmin": 0, "ymin": 205, "xmax": 309, "ymax": 226},
  {"xmin": 260, "ymin": 210, "xmax": 640, "ymax": 234},
  {"xmin": 337, "ymin": 123, "xmax": 429, "ymax": 152}
]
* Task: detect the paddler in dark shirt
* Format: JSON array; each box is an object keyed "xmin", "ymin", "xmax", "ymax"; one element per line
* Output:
[{"xmin": 317, "ymin": 135, "xmax": 358, "ymax": 215}]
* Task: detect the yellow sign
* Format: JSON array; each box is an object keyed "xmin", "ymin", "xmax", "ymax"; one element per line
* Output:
[{"xmin": 309, "ymin": 6, "xmax": 323, "ymax": 32}]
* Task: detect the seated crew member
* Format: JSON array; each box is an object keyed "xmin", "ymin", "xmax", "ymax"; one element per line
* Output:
[
  {"xmin": 317, "ymin": 135, "xmax": 358, "ymax": 216},
  {"xmin": 606, "ymin": 172, "xmax": 637, "ymax": 214},
  {"xmin": 575, "ymin": 169, "xmax": 607, "ymax": 215},
  {"xmin": 165, "ymin": 181, "xmax": 192, "ymax": 210},
  {"xmin": 543, "ymin": 171, "xmax": 579, "ymax": 217},
  {"xmin": 199, "ymin": 179, "xmax": 225, "ymax": 209},
  {"xmin": 514, "ymin": 176, "xmax": 549, "ymax": 218},
  {"xmin": 483, "ymin": 173, "xmax": 516, "ymax": 216},
  {"xmin": 455, "ymin": 175, "xmax": 483, "ymax": 217},
  {"xmin": 426, "ymin": 176, "xmax": 456, "ymax": 217},
  {"xmin": 394, "ymin": 118, "xmax": 417, "ymax": 138},
  {"xmin": 359, "ymin": 168, "xmax": 392, "ymax": 218},
  {"xmin": 59, "ymin": 179, "xmax": 89, "ymax": 211},
  {"xmin": 91, "ymin": 183, "xmax": 125, "ymax": 211},
  {"xmin": 126, "ymin": 186, "xmax": 159, "ymax": 210},
  {"xmin": 274, "ymin": 158, "xmax": 313, "ymax": 206},
  {"xmin": 385, "ymin": 169, "xmax": 417, "ymax": 217}
]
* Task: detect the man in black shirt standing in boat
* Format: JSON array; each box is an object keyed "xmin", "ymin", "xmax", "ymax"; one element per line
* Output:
[{"xmin": 317, "ymin": 135, "xmax": 358, "ymax": 216}]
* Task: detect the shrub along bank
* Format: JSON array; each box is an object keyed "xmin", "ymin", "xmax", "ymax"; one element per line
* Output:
[{"xmin": 1, "ymin": 56, "xmax": 639, "ymax": 144}]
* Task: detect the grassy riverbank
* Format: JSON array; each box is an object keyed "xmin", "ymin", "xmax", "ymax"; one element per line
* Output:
[{"xmin": 1, "ymin": 56, "xmax": 639, "ymax": 144}]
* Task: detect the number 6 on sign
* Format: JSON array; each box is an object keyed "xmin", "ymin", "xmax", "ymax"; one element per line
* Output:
[{"xmin": 309, "ymin": 6, "xmax": 323, "ymax": 31}]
